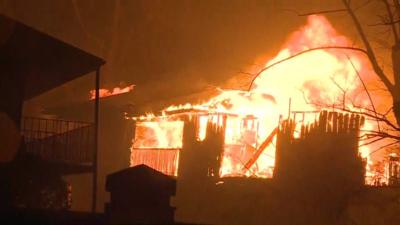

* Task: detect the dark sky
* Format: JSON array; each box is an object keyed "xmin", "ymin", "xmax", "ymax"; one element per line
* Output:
[{"xmin": 0, "ymin": 0, "xmax": 384, "ymax": 113}]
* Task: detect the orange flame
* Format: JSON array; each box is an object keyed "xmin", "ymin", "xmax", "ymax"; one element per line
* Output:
[
  {"xmin": 90, "ymin": 84, "xmax": 134, "ymax": 100},
  {"xmin": 131, "ymin": 15, "xmax": 383, "ymax": 181}
]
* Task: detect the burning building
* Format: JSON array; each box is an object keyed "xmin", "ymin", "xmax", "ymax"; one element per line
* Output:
[
  {"xmin": 116, "ymin": 15, "xmax": 400, "ymax": 224},
  {"xmin": 130, "ymin": 109, "xmax": 276, "ymax": 178},
  {"xmin": 127, "ymin": 15, "xmax": 391, "ymax": 184},
  {"xmin": 16, "ymin": 10, "xmax": 396, "ymax": 219},
  {"xmin": 168, "ymin": 110, "xmax": 367, "ymax": 225}
]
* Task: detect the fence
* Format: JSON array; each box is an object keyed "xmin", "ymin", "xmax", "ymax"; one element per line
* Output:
[{"xmin": 274, "ymin": 110, "xmax": 366, "ymax": 187}]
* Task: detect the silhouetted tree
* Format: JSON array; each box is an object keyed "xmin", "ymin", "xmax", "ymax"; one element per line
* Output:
[{"xmin": 247, "ymin": 0, "xmax": 400, "ymax": 154}]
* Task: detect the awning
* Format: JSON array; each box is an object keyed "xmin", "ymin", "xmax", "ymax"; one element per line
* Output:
[{"xmin": 0, "ymin": 14, "xmax": 105, "ymax": 100}]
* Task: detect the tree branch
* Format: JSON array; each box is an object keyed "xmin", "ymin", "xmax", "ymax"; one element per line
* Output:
[
  {"xmin": 248, "ymin": 46, "xmax": 369, "ymax": 91},
  {"xmin": 342, "ymin": 107, "xmax": 400, "ymax": 132},
  {"xmin": 359, "ymin": 136, "xmax": 386, "ymax": 147},
  {"xmin": 300, "ymin": 92, "xmax": 400, "ymax": 135},
  {"xmin": 368, "ymin": 140, "xmax": 400, "ymax": 156},
  {"xmin": 283, "ymin": 8, "xmax": 347, "ymax": 16},
  {"xmin": 369, "ymin": 19, "xmax": 400, "ymax": 26},
  {"xmin": 283, "ymin": 0, "xmax": 373, "ymax": 17},
  {"xmin": 329, "ymin": 75, "xmax": 347, "ymax": 109},
  {"xmin": 382, "ymin": 0, "xmax": 399, "ymax": 42},
  {"xmin": 346, "ymin": 55, "xmax": 381, "ymax": 131},
  {"xmin": 392, "ymin": 0, "xmax": 400, "ymax": 35},
  {"xmin": 342, "ymin": 0, "xmax": 395, "ymax": 95}
]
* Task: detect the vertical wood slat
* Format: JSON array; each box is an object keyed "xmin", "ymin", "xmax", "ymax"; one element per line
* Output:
[
  {"xmin": 275, "ymin": 110, "xmax": 366, "ymax": 185},
  {"xmin": 283, "ymin": 110, "xmax": 365, "ymax": 142}
]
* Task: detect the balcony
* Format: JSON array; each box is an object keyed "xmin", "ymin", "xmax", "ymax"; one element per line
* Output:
[{"xmin": 20, "ymin": 117, "xmax": 94, "ymax": 166}]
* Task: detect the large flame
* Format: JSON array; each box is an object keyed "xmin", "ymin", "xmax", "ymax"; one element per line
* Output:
[{"xmin": 131, "ymin": 15, "xmax": 382, "ymax": 181}]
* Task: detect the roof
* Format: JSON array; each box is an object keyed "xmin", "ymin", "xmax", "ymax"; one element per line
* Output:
[
  {"xmin": 106, "ymin": 164, "xmax": 176, "ymax": 194},
  {"xmin": 43, "ymin": 86, "xmax": 220, "ymax": 120},
  {"xmin": 0, "ymin": 14, "xmax": 105, "ymax": 100}
]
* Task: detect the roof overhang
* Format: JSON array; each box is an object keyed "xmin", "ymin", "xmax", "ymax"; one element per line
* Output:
[{"xmin": 0, "ymin": 14, "xmax": 105, "ymax": 100}]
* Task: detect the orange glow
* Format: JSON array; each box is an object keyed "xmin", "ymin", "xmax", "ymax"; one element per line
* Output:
[
  {"xmin": 133, "ymin": 120, "xmax": 184, "ymax": 149},
  {"xmin": 90, "ymin": 84, "xmax": 134, "ymax": 100},
  {"xmin": 130, "ymin": 15, "xmax": 384, "ymax": 182}
]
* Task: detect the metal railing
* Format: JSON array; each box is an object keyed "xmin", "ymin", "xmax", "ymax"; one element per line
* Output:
[{"xmin": 21, "ymin": 117, "xmax": 94, "ymax": 164}]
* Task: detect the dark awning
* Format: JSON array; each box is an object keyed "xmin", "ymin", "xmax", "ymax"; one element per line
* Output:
[{"xmin": 0, "ymin": 14, "xmax": 105, "ymax": 100}]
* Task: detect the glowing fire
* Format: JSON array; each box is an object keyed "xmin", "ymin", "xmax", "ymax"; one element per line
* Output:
[
  {"xmin": 133, "ymin": 120, "xmax": 184, "ymax": 149},
  {"xmin": 90, "ymin": 84, "xmax": 134, "ymax": 100},
  {"xmin": 130, "ymin": 15, "xmax": 384, "ymax": 181}
]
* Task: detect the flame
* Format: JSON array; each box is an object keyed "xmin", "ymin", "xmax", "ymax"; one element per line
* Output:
[
  {"xmin": 90, "ymin": 84, "xmax": 134, "ymax": 100},
  {"xmin": 131, "ymin": 15, "xmax": 384, "ymax": 181},
  {"xmin": 133, "ymin": 120, "xmax": 184, "ymax": 149}
]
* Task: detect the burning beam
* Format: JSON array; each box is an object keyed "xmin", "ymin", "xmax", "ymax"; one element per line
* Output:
[{"xmin": 242, "ymin": 127, "xmax": 278, "ymax": 172}]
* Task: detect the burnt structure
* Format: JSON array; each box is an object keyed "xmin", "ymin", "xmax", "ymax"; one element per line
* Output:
[
  {"xmin": 178, "ymin": 115, "xmax": 226, "ymax": 178},
  {"xmin": 274, "ymin": 110, "xmax": 366, "ymax": 188},
  {"xmin": 173, "ymin": 111, "xmax": 367, "ymax": 225},
  {"xmin": 130, "ymin": 110, "xmax": 267, "ymax": 178},
  {"xmin": 105, "ymin": 164, "xmax": 176, "ymax": 224},
  {"xmin": 272, "ymin": 111, "xmax": 366, "ymax": 223},
  {"xmin": 388, "ymin": 154, "xmax": 400, "ymax": 186}
]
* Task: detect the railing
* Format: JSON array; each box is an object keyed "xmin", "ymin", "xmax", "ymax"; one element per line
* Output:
[{"xmin": 21, "ymin": 117, "xmax": 94, "ymax": 164}]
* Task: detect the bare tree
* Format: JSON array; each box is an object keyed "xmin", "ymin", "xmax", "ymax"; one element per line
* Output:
[
  {"xmin": 247, "ymin": 0, "xmax": 400, "ymax": 149},
  {"xmin": 341, "ymin": 0, "xmax": 400, "ymax": 127}
]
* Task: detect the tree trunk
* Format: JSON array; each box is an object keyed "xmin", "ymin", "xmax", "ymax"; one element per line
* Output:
[
  {"xmin": 393, "ymin": 100, "xmax": 400, "ymax": 126},
  {"xmin": 391, "ymin": 43, "xmax": 400, "ymax": 126}
]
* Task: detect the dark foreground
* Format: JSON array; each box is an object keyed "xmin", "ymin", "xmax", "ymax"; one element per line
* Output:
[{"xmin": 0, "ymin": 208, "xmax": 196, "ymax": 225}]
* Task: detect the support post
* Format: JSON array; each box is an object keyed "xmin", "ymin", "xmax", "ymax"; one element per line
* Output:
[{"xmin": 92, "ymin": 68, "xmax": 100, "ymax": 213}]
